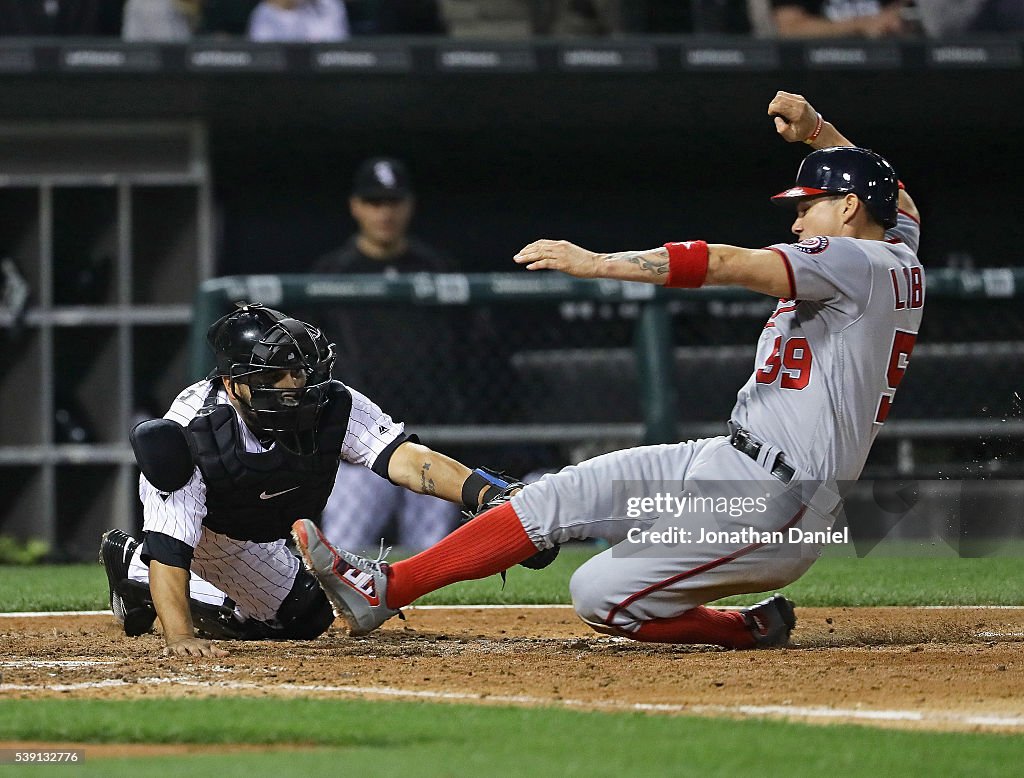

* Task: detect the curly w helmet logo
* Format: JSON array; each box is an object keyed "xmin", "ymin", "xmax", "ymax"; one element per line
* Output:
[{"xmin": 341, "ymin": 567, "xmax": 379, "ymax": 605}]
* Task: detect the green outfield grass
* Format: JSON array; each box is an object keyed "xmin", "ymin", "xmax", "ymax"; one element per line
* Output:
[
  {"xmin": 1, "ymin": 544, "xmax": 1021, "ymax": 612},
  {"xmin": 1, "ymin": 698, "xmax": 1022, "ymax": 777}
]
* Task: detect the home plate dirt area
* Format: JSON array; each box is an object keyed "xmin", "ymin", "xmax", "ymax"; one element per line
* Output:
[{"xmin": 2, "ymin": 606, "xmax": 1023, "ymax": 733}]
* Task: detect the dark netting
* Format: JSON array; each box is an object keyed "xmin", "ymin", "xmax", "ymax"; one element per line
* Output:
[{"xmin": 291, "ymin": 294, "xmax": 1024, "ymax": 480}]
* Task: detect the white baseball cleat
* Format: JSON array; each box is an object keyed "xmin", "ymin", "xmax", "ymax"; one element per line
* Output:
[{"xmin": 291, "ymin": 519, "xmax": 400, "ymax": 637}]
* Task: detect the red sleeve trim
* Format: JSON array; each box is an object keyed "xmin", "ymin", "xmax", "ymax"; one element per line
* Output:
[
  {"xmin": 768, "ymin": 246, "xmax": 796, "ymax": 300},
  {"xmin": 897, "ymin": 208, "xmax": 921, "ymax": 225}
]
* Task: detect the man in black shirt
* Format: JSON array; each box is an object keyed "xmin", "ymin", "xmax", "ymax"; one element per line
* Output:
[
  {"xmin": 314, "ymin": 157, "xmax": 452, "ymax": 277},
  {"xmin": 311, "ymin": 157, "xmax": 463, "ymax": 553}
]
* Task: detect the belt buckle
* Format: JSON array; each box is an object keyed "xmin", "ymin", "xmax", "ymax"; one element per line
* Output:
[
  {"xmin": 740, "ymin": 431, "xmax": 760, "ymax": 459},
  {"xmin": 770, "ymin": 453, "xmax": 794, "ymax": 484}
]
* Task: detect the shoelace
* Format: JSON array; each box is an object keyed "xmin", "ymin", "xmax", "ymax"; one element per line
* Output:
[
  {"xmin": 347, "ymin": 538, "xmax": 393, "ymax": 575},
  {"xmin": 367, "ymin": 539, "xmax": 405, "ymax": 621}
]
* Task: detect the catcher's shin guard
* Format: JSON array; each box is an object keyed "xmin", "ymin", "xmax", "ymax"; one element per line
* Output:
[
  {"xmin": 100, "ymin": 529, "xmax": 158, "ymax": 637},
  {"xmin": 115, "ymin": 580, "xmax": 159, "ymax": 637},
  {"xmin": 189, "ymin": 598, "xmax": 280, "ymax": 641},
  {"xmin": 190, "ymin": 571, "xmax": 335, "ymax": 642},
  {"xmin": 273, "ymin": 567, "xmax": 336, "ymax": 640}
]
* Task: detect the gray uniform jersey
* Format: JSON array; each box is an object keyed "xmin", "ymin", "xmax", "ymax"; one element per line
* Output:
[
  {"xmin": 513, "ymin": 210, "xmax": 925, "ymax": 633},
  {"xmin": 731, "ymin": 212, "xmax": 924, "ymax": 481}
]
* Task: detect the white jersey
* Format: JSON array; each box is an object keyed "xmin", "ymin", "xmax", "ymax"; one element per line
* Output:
[
  {"xmin": 139, "ymin": 379, "xmax": 407, "ymax": 548},
  {"xmin": 731, "ymin": 211, "xmax": 924, "ymax": 481}
]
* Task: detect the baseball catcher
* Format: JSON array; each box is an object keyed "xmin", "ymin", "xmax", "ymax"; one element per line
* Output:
[{"xmin": 101, "ymin": 303, "xmax": 551, "ymax": 656}]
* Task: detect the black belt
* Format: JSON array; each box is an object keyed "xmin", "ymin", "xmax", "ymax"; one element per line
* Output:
[{"xmin": 728, "ymin": 425, "xmax": 795, "ymax": 484}]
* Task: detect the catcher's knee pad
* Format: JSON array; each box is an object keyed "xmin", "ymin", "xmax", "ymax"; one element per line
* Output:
[{"xmin": 274, "ymin": 568, "xmax": 335, "ymax": 640}]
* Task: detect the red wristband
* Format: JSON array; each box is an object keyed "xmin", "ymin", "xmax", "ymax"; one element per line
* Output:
[
  {"xmin": 663, "ymin": 241, "xmax": 709, "ymax": 288},
  {"xmin": 803, "ymin": 112, "xmax": 823, "ymax": 145}
]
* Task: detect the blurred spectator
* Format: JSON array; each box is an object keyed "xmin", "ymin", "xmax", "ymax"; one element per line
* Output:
[
  {"xmin": 771, "ymin": 0, "xmax": 909, "ymax": 37},
  {"xmin": 123, "ymin": 0, "xmax": 199, "ymax": 40},
  {"xmin": 248, "ymin": 0, "xmax": 349, "ymax": 41},
  {"xmin": 312, "ymin": 157, "xmax": 462, "ymax": 553},
  {"xmin": 747, "ymin": 0, "xmax": 778, "ymax": 35},
  {"xmin": 0, "ymin": 0, "xmax": 105, "ymax": 35},
  {"xmin": 917, "ymin": 0, "xmax": 1024, "ymax": 35},
  {"xmin": 346, "ymin": 0, "xmax": 447, "ymax": 35}
]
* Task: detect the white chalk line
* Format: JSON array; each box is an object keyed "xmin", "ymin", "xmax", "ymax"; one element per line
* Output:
[
  {"xmin": 4, "ymin": 604, "xmax": 1024, "ymax": 619},
  {"xmin": 0, "ymin": 610, "xmax": 110, "ymax": 618},
  {"xmin": 0, "ymin": 675, "xmax": 1021, "ymax": 730}
]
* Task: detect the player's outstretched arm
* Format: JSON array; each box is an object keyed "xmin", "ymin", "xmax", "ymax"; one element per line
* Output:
[
  {"xmin": 514, "ymin": 239, "xmax": 672, "ymax": 284},
  {"xmin": 150, "ymin": 560, "xmax": 228, "ymax": 658},
  {"xmin": 514, "ymin": 238, "xmax": 792, "ymax": 298},
  {"xmin": 768, "ymin": 90, "xmax": 919, "ymax": 222}
]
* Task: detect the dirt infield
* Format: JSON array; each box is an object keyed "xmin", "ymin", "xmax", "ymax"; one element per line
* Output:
[{"xmin": 2, "ymin": 606, "xmax": 1023, "ymax": 734}]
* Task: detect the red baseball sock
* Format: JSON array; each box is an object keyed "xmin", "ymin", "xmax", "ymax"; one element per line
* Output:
[
  {"xmin": 386, "ymin": 501, "xmax": 538, "ymax": 609},
  {"xmin": 631, "ymin": 606, "xmax": 756, "ymax": 649}
]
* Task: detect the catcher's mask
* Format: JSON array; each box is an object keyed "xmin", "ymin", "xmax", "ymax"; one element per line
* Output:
[
  {"xmin": 206, "ymin": 302, "xmax": 336, "ymax": 455},
  {"xmin": 771, "ymin": 146, "xmax": 899, "ymax": 229}
]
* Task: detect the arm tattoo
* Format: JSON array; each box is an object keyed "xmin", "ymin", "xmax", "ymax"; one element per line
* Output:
[
  {"xmin": 600, "ymin": 249, "xmax": 669, "ymax": 277},
  {"xmin": 420, "ymin": 462, "xmax": 437, "ymax": 496}
]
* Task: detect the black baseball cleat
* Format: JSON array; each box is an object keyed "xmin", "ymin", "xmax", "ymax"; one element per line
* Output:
[
  {"xmin": 99, "ymin": 529, "xmax": 157, "ymax": 637},
  {"xmin": 741, "ymin": 594, "xmax": 796, "ymax": 648}
]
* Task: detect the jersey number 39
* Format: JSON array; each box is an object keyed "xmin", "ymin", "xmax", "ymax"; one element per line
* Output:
[
  {"xmin": 755, "ymin": 335, "xmax": 812, "ymax": 390},
  {"xmin": 874, "ymin": 330, "xmax": 917, "ymax": 425}
]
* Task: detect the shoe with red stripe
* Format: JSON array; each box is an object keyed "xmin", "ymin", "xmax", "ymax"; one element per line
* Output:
[
  {"xmin": 741, "ymin": 594, "xmax": 796, "ymax": 647},
  {"xmin": 291, "ymin": 519, "xmax": 399, "ymax": 636}
]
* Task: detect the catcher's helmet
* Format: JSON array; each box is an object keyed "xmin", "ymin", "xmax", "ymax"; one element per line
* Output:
[
  {"xmin": 206, "ymin": 303, "xmax": 336, "ymax": 455},
  {"xmin": 771, "ymin": 146, "xmax": 899, "ymax": 229}
]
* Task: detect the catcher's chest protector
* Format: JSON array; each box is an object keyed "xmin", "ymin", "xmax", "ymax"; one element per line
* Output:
[{"xmin": 187, "ymin": 381, "xmax": 351, "ymax": 543}]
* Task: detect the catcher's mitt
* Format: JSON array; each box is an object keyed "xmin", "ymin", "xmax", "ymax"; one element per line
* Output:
[{"xmin": 462, "ymin": 468, "xmax": 561, "ymax": 571}]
